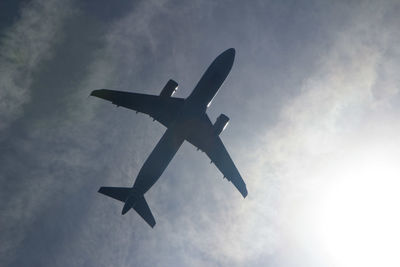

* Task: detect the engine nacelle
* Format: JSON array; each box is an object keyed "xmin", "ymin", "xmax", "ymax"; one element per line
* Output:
[
  {"xmin": 213, "ymin": 114, "xmax": 229, "ymax": 135},
  {"xmin": 160, "ymin": 79, "xmax": 178, "ymax": 97}
]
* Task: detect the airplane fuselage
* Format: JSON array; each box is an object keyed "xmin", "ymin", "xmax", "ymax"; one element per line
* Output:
[
  {"xmin": 186, "ymin": 48, "xmax": 235, "ymax": 112},
  {"xmin": 123, "ymin": 49, "xmax": 236, "ymax": 212}
]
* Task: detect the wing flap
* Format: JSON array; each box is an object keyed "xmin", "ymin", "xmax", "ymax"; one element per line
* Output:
[
  {"xmin": 206, "ymin": 136, "xmax": 248, "ymax": 198},
  {"xmin": 91, "ymin": 89, "xmax": 184, "ymax": 127},
  {"xmin": 185, "ymin": 114, "xmax": 248, "ymax": 198}
]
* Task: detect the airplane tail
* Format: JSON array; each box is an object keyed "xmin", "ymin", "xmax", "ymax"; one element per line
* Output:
[{"xmin": 98, "ymin": 186, "xmax": 156, "ymax": 228}]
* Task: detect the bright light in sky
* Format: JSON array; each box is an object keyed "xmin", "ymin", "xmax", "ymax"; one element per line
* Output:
[{"xmin": 314, "ymin": 143, "xmax": 400, "ymax": 267}]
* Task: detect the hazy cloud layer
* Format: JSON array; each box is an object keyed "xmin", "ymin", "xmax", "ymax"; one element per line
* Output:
[{"xmin": 1, "ymin": 0, "xmax": 399, "ymax": 267}]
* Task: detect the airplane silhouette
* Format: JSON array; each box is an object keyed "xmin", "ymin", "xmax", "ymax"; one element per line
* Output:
[{"xmin": 91, "ymin": 48, "xmax": 247, "ymax": 227}]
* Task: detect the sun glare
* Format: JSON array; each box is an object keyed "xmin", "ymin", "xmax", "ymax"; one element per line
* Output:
[{"xmin": 314, "ymin": 144, "xmax": 400, "ymax": 267}]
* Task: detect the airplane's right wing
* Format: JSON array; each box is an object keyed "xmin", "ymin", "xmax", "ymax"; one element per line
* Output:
[
  {"xmin": 91, "ymin": 89, "xmax": 184, "ymax": 128},
  {"xmin": 185, "ymin": 114, "xmax": 248, "ymax": 198}
]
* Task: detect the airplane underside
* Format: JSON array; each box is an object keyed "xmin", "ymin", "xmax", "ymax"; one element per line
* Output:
[{"xmin": 92, "ymin": 48, "xmax": 247, "ymax": 228}]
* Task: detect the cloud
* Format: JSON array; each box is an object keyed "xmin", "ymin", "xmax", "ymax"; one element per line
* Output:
[
  {"xmin": 1, "ymin": 1, "xmax": 399, "ymax": 267},
  {"xmin": 251, "ymin": 2, "xmax": 400, "ymax": 266},
  {"xmin": 0, "ymin": 0, "xmax": 74, "ymax": 131},
  {"xmin": 262, "ymin": 0, "xmax": 399, "ymax": 170}
]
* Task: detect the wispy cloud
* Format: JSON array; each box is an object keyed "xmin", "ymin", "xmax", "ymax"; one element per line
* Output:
[
  {"xmin": 39, "ymin": 1, "xmax": 400, "ymax": 266},
  {"xmin": 252, "ymin": 2, "xmax": 400, "ymax": 266},
  {"xmin": 0, "ymin": 0, "xmax": 74, "ymax": 131},
  {"xmin": 0, "ymin": 0, "xmax": 75, "ymax": 264},
  {"xmin": 1, "ymin": 1, "xmax": 399, "ymax": 267}
]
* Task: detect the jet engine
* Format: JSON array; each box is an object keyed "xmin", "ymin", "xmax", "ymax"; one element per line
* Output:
[
  {"xmin": 214, "ymin": 114, "xmax": 229, "ymax": 135},
  {"xmin": 160, "ymin": 79, "xmax": 178, "ymax": 97}
]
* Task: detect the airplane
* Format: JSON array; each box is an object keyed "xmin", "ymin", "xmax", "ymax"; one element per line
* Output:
[{"xmin": 91, "ymin": 48, "xmax": 247, "ymax": 228}]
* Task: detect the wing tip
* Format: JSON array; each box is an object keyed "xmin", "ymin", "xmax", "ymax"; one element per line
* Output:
[
  {"xmin": 242, "ymin": 187, "xmax": 248, "ymax": 198},
  {"xmin": 90, "ymin": 89, "xmax": 104, "ymax": 97}
]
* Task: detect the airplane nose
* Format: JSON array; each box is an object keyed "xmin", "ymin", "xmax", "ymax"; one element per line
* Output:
[
  {"xmin": 218, "ymin": 48, "xmax": 235, "ymax": 66},
  {"xmin": 224, "ymin": 48, "xmax": 235, "ymax": 58}
]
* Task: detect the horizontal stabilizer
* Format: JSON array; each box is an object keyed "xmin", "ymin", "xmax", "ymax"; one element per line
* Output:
[
  {"xmin": 98, "ymin": 187, "xmax": 130, "ymax": 202},
  {"xmin": 98, "ymin": 187, "xmax": 156, "ymax": 228},
  {"xmin": 134, "ymin": 196, "xmax": 156, "ymax": 228}
]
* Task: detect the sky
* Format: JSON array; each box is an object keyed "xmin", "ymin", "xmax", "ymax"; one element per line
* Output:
[{"xmin": 0, "ymin": 0, "xmax": 399, "ymax": 266}]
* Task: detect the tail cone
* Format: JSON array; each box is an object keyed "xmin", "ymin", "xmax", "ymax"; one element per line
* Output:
[{"xmin": 122, "ymin": 195, "xmax": 137, "ymax": 215}]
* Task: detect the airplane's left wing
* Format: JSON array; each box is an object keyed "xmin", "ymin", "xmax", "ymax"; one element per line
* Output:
[
  {"xmin": 185, "ymin": 114, "xmax": 248, "ymax": 198},
  {"xmin": 91, "ymin": 89, "xmax": 184, "ymax": 127}
]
